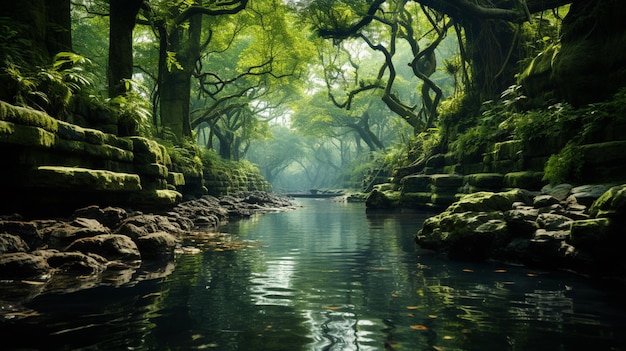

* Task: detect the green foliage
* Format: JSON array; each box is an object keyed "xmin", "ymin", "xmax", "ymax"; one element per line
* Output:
[
  {"xmin": 0, "ymin": 17, "xmax": 31, "ymax": 64},
  {"xmin": 2, "ymin": 52, "xmax": 94, "ymax": 118},
  {"xmin": 109, "ymin": 79, "xmax": 154, "ymax": 137},
  {"xmin": 543, "ymin": 144, "xmax": 582, "ymax": 185},
  {"xmin": 166, "ymin": 139, "xmax": 204, "ymax": 178}
]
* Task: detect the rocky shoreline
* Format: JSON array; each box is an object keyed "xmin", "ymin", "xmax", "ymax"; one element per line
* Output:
[
  {"xmin": 416, "ymin": 183, "xmax": 626, "ymax": 283},
  {"xmin": 0, "ymin": 191, "xmax": 294, "ymax": 312}
]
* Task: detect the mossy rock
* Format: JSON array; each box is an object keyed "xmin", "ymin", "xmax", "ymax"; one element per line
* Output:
[
  {"xmin": 430, "ymin": 193, "xmax": 459, "ymax": 207},
  {"xmin": 57, "ymin": 121, "xmax": 86, "ymax": 142},
  {"xmin": 128, "ymin": 189, "xmax": 182, "ymax": 208},
  {"xmin": 466, "ymin": 173, "xmax": 504, "ymax": 189},
  {"xmin": 569, "ymin": 218, "xmax": 613, "ymax": 250},
  {"xmin": 447, "ymin": 189, "xmax": 527, "ymax": 213},
  {"xmin": 400, "ymin": 192, "xmax": 432, "ymax": 206},
  {"xmin": 130, "ymin": 137, "xmax": 166, "ymax": 164},
  {"xmin": 417, "ymin": 211, "xmax": 509, "ymax": 260},
  {"xmin": 493, "ymin": 140, "xmax": 523, "ymax": 161},
  {"xmin": 503, "ymin": 171, "xmax": 545, "ymax": 190},
  {"xmin": 589, "ymin": 184, "xmax": 626, "ymax": 220},
  {"xmin": 402, "ymin": 175, "xmax": 432, "ymax": 193},
  {"xmin": 135, "ymin": 163, "xmax": 169, "ymax": 179},
  {"xmin": 365, "ymin": 190, "xmax": 400, "ymax": 209},
  {"xmin": 0, "ymin": 121, "xmax": 56, "ymax": 148},
  {"xmin": 168, "ymin": 172, "xmax": 186, "ymax": 186},
  {"xmin": 431, "ymin": 174, "xmax": 464, "ymax": 188},
  {"xmin": 84, "ymin": 129, "xmax": 105, "ymax": 145},
  {"xmin": 26, "ymin": 166, "xmax": 142, "ymax": 192},
  {"xmin": 84, "ymin": 143, "xmax": 134, "ymax": 163},
  {"xmin": 0, "ymin": 101, "xmax": 58, "ymax": 132}
]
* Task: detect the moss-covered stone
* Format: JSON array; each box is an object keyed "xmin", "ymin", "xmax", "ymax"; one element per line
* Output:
[
  {"xmin": 431, "ymin": 174, "xmax": 464, "ymax": 188},
  {"xmin": 27, "ymin": 166, "xmax": 142, "ymax": 191},
  {"xmin": 84, "ymin": 143, "xmax": 134, "ymax": 163},
  {"xmin": 135, "ymin": 163, "xmax": 169, "ymax": 179},
  {"xmin": 494, "ymin": 140, "xmax": 523, "ymax": 161},
  {"xmin": 0, "ymin": 101, "xmax": 58, "ymax": 132},
  {"xmin": 466, "ymin": 173, "xmax": 504, "ymax": 189},
  {"xmin": 84, "ymin": 128, "xmax": 105, "ymax": 145},
  {"xmin": 417, "ymin": 211, "xmax": 509, "ymax": 260},
  {"xmin": 129, "ymin": 189, "xmax": 182, "ymax": 207},
  {"xmin": 589, "ymin": 184, "xmax": 626, "ymax": 219},
  {"xmin": 365, "ymin": 190, "xmax": 400, "ymax": 209},
  {"xmin": 401, "ymin": 175, "xmax": 431, "ymax": 193},
  {"xmin": 568, "ymin": 218, "xmax": 612, "ymax": 249},
  {"xmin": 503, "ymin": 171, "xmax": 545, "ymax": 190},
  {"xmin": 447, "ymin": 189, "xmax": 527, "ymax": 213},
  {"xmin": 130, "ymin": 137, "xmax": 166, "ymax": 164},
  {"xmin": 168, "ymin": 172, "xmax": 186, "ymax": 186},
  {"xmin": 0, "ymin": 121, "xmax": 56, "ymax": 148}
]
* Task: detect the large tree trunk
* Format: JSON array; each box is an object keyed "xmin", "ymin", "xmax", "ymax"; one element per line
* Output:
[
  {"xmin": 0, "ymin": 0, "xmax": 48, "ymax": 64},
  {"xmin": 462, "ymin": 16, "xmax": 519, "ymax": 101},
  {"xmin": 45, "ymin": 0, "xmax": 72, "ymax": 56},
  {"xmin": 159, "ymin": 6, "xmax": 202, "ymax": 142},
  {"xmin": 108, "ymin": 0, "xmax": 142, "ymax": 98}
]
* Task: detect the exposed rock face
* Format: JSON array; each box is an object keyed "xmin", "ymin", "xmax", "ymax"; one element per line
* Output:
[
  {"xmin": 416, "ymin": 184, "xmax": 626, "ymax": 279},
  {"xmin": 0, "ymin": 191, "xmax": 294, "ymax": 305}
]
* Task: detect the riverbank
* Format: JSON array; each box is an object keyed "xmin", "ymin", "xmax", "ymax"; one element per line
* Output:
[
  {"xmin": 0, "ymin": 191, "xmax": 294, "ymax": 310},
  {"xmin": 414, "ymin": 183, "xmax": 626, "ymax": 284}
]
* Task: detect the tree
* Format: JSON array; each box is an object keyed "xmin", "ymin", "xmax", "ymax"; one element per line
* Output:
[
  {"xmin": 151, "ymin": 0, "xmax": 249, "ymax": 142},
  {"xmin": 189, "ymin": 0, "xmax": 313, "ymax": 158},
  {"xmin": 108, "ymin": 0, "xmax": 143, "ymax": 98},
  {"xmin": 301, "ymin": 0, "xmax": 573, "ymax": 124}
]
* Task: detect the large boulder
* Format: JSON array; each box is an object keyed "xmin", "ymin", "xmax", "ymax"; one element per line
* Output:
[
  {"xmin": 446, "ymin": 189, "xmax": 530, "ymax": 213},
  {"xmin": 417, "ymin": 211, "xmax": 509, "ymax": 260},
  {"xmin": 0, "ymin": 252, "xmax": 49, "ymax": 279},
  {"xmin": 65, "ymin": 234, "xmax": 141, "ymax": 261},
  {"xmin": 589, "ymin": 184, "xmax": 626, "ymax": 220},
  {"xmin": 135, "ymin": 232, "xmax": 178, "ymax": 259},
  {"xmin": 0, "ymin": 234, "xmax": 30, "ymax": 254}
]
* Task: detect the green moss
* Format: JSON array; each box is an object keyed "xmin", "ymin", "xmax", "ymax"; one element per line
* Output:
[
  {"xmin": 0, "ymin": 121, "xmax": 56, "ymax": 148},
  {"xmin": 543, "ymin": 144, "xmax": 583, "ymax": 185},
  {"xmin": 503, "ymin": 171, "xmax": 545, "ymax": 189},
  {"xmin": 30, "ymin": 166, "xmax": 142, "ymax": 191},
  {"xmin": 0, "ymin": 101, "xmax": 58, "ymax": 132}
]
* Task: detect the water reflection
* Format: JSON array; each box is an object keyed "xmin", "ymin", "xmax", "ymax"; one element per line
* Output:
[{"xmin": 1, "ymin": 198, "xmax": 625, "ymax": 350}]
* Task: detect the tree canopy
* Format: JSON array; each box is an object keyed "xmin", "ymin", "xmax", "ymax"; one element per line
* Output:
[{"xmin": 10, "ymin": 0, "xmax": 622, "ymax": 191}]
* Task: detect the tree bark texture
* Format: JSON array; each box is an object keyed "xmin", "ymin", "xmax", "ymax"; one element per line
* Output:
[{"xmin": 108, "ymin": 0, "xmax": 142, "ymax": 98}]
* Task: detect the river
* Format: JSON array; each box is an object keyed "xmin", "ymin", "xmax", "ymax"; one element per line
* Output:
[{"xmin": 2, "ymin": 198, "xmax": 626, "ymax": 350}]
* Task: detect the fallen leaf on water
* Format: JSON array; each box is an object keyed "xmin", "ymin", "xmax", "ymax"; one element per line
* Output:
[
  {"xmin": 391, "ymin": 293, "xmax": 398, "ymax": 298},
  {"xmin": 462, "ymin": 269, "xmax": 474, "ymax": 273},
  {"xmin": 410, "ymin": 325, "xmax": 428, "ymax": 331},
  {"xmin": 527, "ymin": 273, "xmax": 538, "ymax": 277},
  {"xmin": 493, "ymin": 269, "xmax": 507, "ymax": 273},
  {"xmin": 324, "ymin": 306, "xmax": 342, "ymax": 311},
  {"xmin": 372, "ymin": 267, "xmax": 388, "ymax": 271},
  {"xmin": 433, "ymin": 346, "xmax": 445, "ymax": 351},
  {"xmin": 428, "ymin": 314, "xmax": 438, "ymax": 319},
  {"xmin": 406, "ymin": 306, "xmax": 421, "ymax": 310},
  {"xmin": 443, "ymin": 335, "xmax": 454, "ymax": 340}
]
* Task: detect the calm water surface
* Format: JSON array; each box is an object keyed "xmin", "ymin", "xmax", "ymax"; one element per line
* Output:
[{"xmin": 2, "ymin": 198, "xmax": 626, "ymax": 350}]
